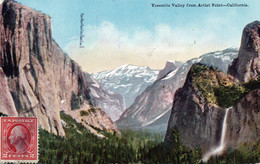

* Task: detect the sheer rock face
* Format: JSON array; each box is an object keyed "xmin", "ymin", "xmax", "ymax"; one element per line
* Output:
[
  {"xmin": 156, "ymin": 61, "xmax": 181, "ymax": 80},
  {"xmin": 226, "ymin": 21, "xmax": 260, "ymax": 147},
  {"xmin": 165, "ymin": 65, "xmax": 259, "ymax": 153},
  {"xmin": 0, "ymin": 67, "xmax": 18, "ymax": 116},
  {"xmin": 228, "ymin": 21, "xmax": 260, "ymax": 82},
  {"xmin": 0, "ymin": 0, "xmax": 119, "ymax": 136},
  {"xmin": 164, "ymin": 66, "xmax": 237, "ymax": 152},
  {"xmin": 165, "ymin": 21, "xmax": 260, "ymax": 153},
  {"xmin": 226, "ymin": 89, "xmax": 260, "ymax": 148}
]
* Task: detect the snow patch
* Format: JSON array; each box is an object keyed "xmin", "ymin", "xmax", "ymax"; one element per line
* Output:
[
  {"xmin": 162, "ymin": 69, "xmax": 178, "ymax": 80},
  {"xmin": 90, "ymin": 88, "xmax": 100, "ymax": 98},
  {"xmin": 142, "ymin": 108, "xmax": 171, "ymax": 127}
]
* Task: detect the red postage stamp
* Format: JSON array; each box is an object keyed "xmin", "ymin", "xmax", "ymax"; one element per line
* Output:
[{"xmin": 0, "ymin": 117, "xmax": 38, "ymax": 163}]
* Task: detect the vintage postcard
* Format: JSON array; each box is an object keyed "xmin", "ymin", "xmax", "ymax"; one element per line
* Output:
[{"xmin": 0, "ymin": 0, "xmax": 259, "ymax": 163}]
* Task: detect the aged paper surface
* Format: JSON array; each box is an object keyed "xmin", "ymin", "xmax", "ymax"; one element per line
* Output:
[{"xmin": 0, "ymin": 0, "xmax": 259, "ymax": 163}]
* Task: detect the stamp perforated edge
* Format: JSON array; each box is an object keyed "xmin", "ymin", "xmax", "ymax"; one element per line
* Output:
[{"xmin": 0, "ymin": 116, "xmax": 39, "ymax": 164}]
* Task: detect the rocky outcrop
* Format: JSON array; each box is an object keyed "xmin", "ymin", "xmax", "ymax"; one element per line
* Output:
[
  {"xmin": 225, "ymin": 21, "xmax": 260, "ymax": 147},
  {"xmin": 225, "ymin": 89, "xmax": 260, "ymax": 148},
  {"xmin": 117, "ymin": 48, "xmax": 237, "ymax": 133},
  {"xmin": 228, "ymin": 21, "xmax": 260, "ymax": 82},
  {"xmin": 0, "ymin": 67, "xmax": 18, "ymax": 116},
  {"xmin": 166, "ymin": 21, "xmax": 260, "ymax": 156},
  {"xmin": 64, "ymin": 107, "xmax": 120, "ymax": 137},
  {"xmin": 156, "ymin": 60, "xmax": 182, "ymax": 80},
  {"xmin": 85, "ymin": 73, "xmax": 124, "ymax": 121},
  {"xmin": 0, "ymin": 0, "xmax": 119, "ymax": 136},
  {"xmin": 165, "ymin": 64, "xmax": 239, "ymax": 152}
]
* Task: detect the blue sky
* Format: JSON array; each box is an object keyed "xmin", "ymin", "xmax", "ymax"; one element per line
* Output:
[{"xmin": 17, "ymin": 0, "xmax": 260, "ymax": 73}]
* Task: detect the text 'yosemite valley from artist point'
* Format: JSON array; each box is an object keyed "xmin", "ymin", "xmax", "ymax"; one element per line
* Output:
[{"xmin": 151, "ymin": 3, "xmax": 248, "ymax": 8}]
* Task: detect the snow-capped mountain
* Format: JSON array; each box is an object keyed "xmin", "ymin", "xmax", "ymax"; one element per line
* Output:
[
  {"xmin": 92, "ymin": 65, "xmax": 159, "ymax": 109},
  {"xmin": 116, "ymin": 47, "xmax": 238, "ymax": 133},
  {"xmin": 85, "ymin": 73, "xmax": 124, "ymax": 121},
  {"xmin": 199, "ymin": 47, "xmax": 238, "ymax": 73}
]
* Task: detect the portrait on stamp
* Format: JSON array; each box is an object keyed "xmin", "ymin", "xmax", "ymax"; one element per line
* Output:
[{"xmin": 7, "ymin": 124, "xmax": 31, "ymax": 153}]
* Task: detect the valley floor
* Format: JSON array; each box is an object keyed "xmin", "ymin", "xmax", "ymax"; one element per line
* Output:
[{"xmin": 38, "ymin": 112, "xmax": 260, "ymax": 163}]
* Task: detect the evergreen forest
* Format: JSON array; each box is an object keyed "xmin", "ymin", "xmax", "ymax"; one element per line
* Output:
[{"xmin": 37, "ymin": 112, "xmax": 260, "ymax": 163}]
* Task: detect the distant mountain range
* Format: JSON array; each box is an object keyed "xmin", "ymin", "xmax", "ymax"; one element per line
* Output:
[
  {"xmin": 92, "ymin": 65, "xmax": 159, "ymax": 109},
  {"xmin": 116, "ymin": 47, "xmax": 238, "ymax": 134}
]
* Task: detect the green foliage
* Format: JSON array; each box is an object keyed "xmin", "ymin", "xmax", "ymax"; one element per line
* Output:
[
  {"xmin": 190, "ymin": 63, "xmax": 259, "ymax": 108},
  {"xmin": 79, "ymin": 108, "xmax": 98, "ymax": 116},
  {"xmin": 191, "ymin": 64, "xmax": 221, "ymax": 105},
  {"xmin": 40, "ymin": 112, "xmax": 202, "ymax": 163},
  {"xmin": 190, "ymin": 63, "xmax": 215, "ymax": 77},
  {"xmin": 207, "ymin": 141, "xmax": 260, "ymax": 163},
  {"xmin": 89, "ymin": 107, "xmax": 98, "ymax": 113},
  {"xmin": 243, "ymin": 77, "xmax": 260, "ymax": 90},
  {"xmin": 39, "ymin": 110, "xmax": 259, "ymax": 163},
  {"xmin": 214, "ymin": 84, "xmax": 247, "ymax": 108},
  {"xmin": 141, "ymin": 128, "xmax": 202, "ymax": 163},
  {"xmin": 60, "ymin": 111, "xmax": 90, "ymax": 135},
  {"xmin": 0, "ymin": 112, "xmax": 8, "ymax": 117},
  {"xmin": 214, "ymin": 77, "xmax": 260, "ymax": 108},
  {"xmin": 79, "ymin": 110, "xmax": 89, "ymax": 116},
  {"xmin": 38, "ymin": 123, "xmax": 260, "ymax": 163},
  {"xmin": 40, "ymin": 112, "xmax": 142, "ymax": 163}
]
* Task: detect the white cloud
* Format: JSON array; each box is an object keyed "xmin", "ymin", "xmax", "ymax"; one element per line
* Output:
[{"xmin": 64, "ymin": 20, "xmax": 238, "ymax": 73}]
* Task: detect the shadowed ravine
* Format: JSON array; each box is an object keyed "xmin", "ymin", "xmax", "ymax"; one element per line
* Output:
[{"xmin": 202, "ymin": 107, "xmax": 232, "ymax": 162}]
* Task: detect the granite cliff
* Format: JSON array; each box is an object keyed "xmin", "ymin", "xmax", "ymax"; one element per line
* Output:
[
  {"xmin": 225, "ymin": 89, "xmax": 260, "ymax": 148},
  {"xmin": 165, "ymin": 21, "xmax": 260, "ymax": 156},
  {"xmin": 0, "ymin": 0, "xmax": 119, "ymax": 136},
  {"xmin": 165, "ymin": 64, "xmax": 239, "ymax": 151},
  {"xmin": 226, "ymin": 20, "xmax": 260, "ymax": 147},
  {"xmin": 156, "ymin": 60, "xmax": 182, "ymax": 80},
  {"xmin": 228, "ymin": 21, "xmax": 260, "ymax": 82}
]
